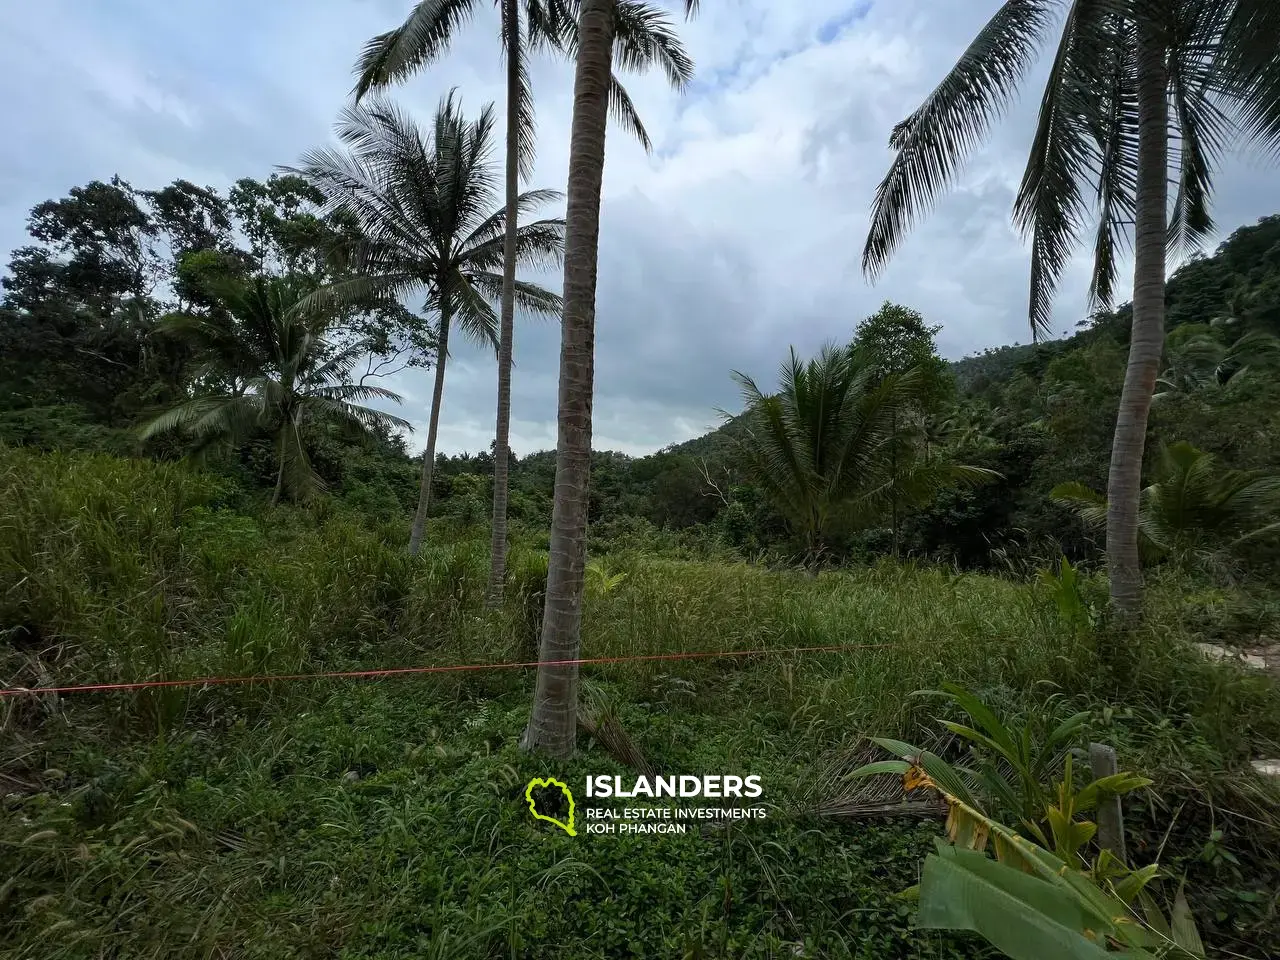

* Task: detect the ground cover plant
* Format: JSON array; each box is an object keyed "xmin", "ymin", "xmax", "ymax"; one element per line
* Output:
[
  {"xmin": 5, "ymin": 4, "xmax": 1280, "ymax": 954},
  {"xmin": 3, "ymin": 447, "xmax": 1279, "ymax": 958}
]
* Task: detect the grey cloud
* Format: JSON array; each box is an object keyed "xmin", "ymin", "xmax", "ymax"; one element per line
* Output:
[{"xmin": 4, "ymin": 0, "xmax": 1280, "ymax": 459}]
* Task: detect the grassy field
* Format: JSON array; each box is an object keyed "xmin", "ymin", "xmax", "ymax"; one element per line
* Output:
[{"xmin": 3, "ymin": 447, "xmax": 1280, "ymax": 958}]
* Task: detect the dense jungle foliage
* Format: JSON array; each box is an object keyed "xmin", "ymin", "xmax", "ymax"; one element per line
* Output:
[{"xmin": 4, "ymin": 182, "xmax": 1280, "ymax": 958}]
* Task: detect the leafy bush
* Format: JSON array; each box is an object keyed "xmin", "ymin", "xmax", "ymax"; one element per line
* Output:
[{"xmin": 3, "ymin": 449, "xmax": 1280, "ymax": 957}]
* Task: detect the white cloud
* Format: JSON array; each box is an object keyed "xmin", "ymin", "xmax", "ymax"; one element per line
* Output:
[{"xmin": 2, "ymin": 0, "xmax": 1278, "ymax": 457}]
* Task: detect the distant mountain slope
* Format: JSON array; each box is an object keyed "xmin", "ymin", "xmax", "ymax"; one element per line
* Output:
[{"xmin": 639, "ymin": 213, "xmax": 1280, "ymax": 461}]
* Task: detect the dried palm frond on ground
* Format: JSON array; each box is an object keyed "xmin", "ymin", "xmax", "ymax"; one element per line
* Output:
[
  {"xmin": 577, "ymin": 690, "xmax": 657, "ymax": 779},
  {"xmin": 802, "ymin": 735, "xmax": 951, "ymax": 822}
]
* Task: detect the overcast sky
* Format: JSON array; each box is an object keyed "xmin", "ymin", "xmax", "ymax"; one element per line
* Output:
[{"xmin": 3, "ymin": 1, "xmax": 1279, "ymax": 456}]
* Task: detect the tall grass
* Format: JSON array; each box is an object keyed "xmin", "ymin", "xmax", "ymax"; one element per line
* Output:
[
  {"xmin": 4, "ymin": 447, "xmax": 1280, "ymax": 958},
  {"xmin": 3, "ymin": 444, "xmax": 1275, "ymax": 741}
]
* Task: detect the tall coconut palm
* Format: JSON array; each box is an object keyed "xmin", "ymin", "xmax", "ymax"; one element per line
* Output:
[
  {"xmin": 860, "ymin": 0, "xmax": 1280, "ymax": 618},
  {"xmin": 731, "ymin": 344, "xmax": 996, "ymax": 570},
  {"xmin": 352, "ymin": 0, "xmax": 682, "ymax": 605},
  {"xmin": 287, "ymin": 94, "xmax": 564, "ymax": 555},
  {"xmin": 141, "ymin": 275, "xmax": 410, "ymax": 505},
  {"xmin": 522, "ymin": 0, "xmax": 696, "ymax": 758}
]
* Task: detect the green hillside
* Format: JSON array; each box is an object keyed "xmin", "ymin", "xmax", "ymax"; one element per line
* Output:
[{"xmin": 4, "ymin": 186, "xmax": 1280, "ymax": 958}]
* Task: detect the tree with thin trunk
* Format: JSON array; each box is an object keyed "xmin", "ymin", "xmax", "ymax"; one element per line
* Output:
[
  {"xmin": 860, "ymin": 0, "xmax": 1280, "ymax": 619},
  {"xmin": 286, "ymin": 94, "xmax": 564, "ymax": 554},
  {"xmin": 522, "ymin": 0, "xmax": 696, "ymax": 759},
  {"xmin": 140, "ymin": 275, "xmax": 410, "ymax": 504},
  {"xmin": 352, "ymin": 0, "xmax": 671, "ymax": 604}
]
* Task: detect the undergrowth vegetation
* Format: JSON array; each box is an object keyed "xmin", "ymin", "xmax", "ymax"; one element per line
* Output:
[{"xmin": 3, "ymin": 447, "xmax": 1280, "ymax": 958}]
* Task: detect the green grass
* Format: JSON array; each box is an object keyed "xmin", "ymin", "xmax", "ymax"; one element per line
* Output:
[{"xmin": 3, "ymin": 446, "xmax": 1280, "ymax": 958}]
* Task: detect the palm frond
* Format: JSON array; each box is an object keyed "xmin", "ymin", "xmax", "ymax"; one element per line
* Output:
[
  {"xmin": 463, "ymin": 218, "xmax": 566, "ymax": 273},
  {"xmin": 1167, "ymin": 0, "xmax": 1232, "ymax": 256},
  {"xmin": 863, "ymin": 0, "xmax": 1061, "ymax": 280},
  {"xmin": 297, "ymin": 273, "xmax": 422, "ymax": 321},
  {"xmin": 446, "ymin": 270, "xmax": 500, "ymax": 351},
  {"xmin": 514, "ymin": 43, "xmax": 539, "ymax": 180},
  {"xmin": 306, "ymin": 394, "xmax": 413, "ymax": 434},
  {"xmin": 612, "ymin": 0, "xmax": 695, "ymax": 90},
  {"xmin": 352, "ymin": 0, "xmax": 481, "ymax": 99},
  {"xmin": 278, "ymin": 416, "xmax": 325, "ymax": 501},
  {"xmin": 1050, "ymin": 481, "xmax": 1109, "ymax": 528},
  {"xmin": 467, "ymin": 272, "xmax": 564, "ymax": 317},
  {"xmin": 139, "ymin": 396, "xmax": 250, "ymax": 442},
  {"xmin": 292, "ymin": 93, "xmax": 558, "ymax": 355},
  {"xmin": 1217, "ymin": 0, "xmax": 1280, "ymax": 157},
  {"xmin": 460, "ymin": 188, "xmax": 564, "ymax": 251},
  {"xmin": 608, "ymin": 74, "xmax": 652, "ymax": 151},
  {"xmin": 730, "ymin": 345, "xmax": 981, "ymax": 557},
  {"xmin": 1015, "ymin": 1, "xmax": 1135, "ymax": 334}
]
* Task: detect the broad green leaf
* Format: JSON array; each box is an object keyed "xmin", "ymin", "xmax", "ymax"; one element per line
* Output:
[
  {"xmin": 1045, "ymin": 804, "xmax": 1096, "ymax": 862},
  {"xmin": 1074, "ymin": 772, "xmax": 1153, "ymax": 813},
  {"xmin": 917, "ymin": 752, "xmax": 982, "ymax": 809},
  {"xmin": 1112, "ymin": 864, "xmax": 1161, "ymax": 906},
  {"xmin": 1046, "ymin": 712, "xmax": 1090, "ymax": 748},
  {"xmin": 1170, "ymin": 880, "xmax": 1206, "ymax": 957},
  {"xmin": 918, "ymin": 848, "xmax": 1115, "ymax": 960},
  {"xmin": 846, "ymin": 760, "xmax": 911, "ymax": 779},
  {"xmin": 938, "ymin": 683, "xmax": 1021, "ymax": 756},
  {"xmin": 869, "ymin": 737, "xmax": 924, "ymax": 760},
  {"xmin": 1137, "ymin": 889, "xmax": 1172, "ymax": 938},
  {"xmin": 939, "ymin": 721, "xmax": 1022, "ymax": 768}
]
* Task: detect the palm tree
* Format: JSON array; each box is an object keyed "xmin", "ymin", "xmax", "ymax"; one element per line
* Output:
[
  {"xmin": 286, "ymin": 94, "xmax": 564, "ymax": 555},
  {"xmin": 1052, "ymin": 440, "xmax": 1280, "ymax": 560},
  {"xmin": 1155, "ymin": 328, "xmax": 1280, "ymax": 397},
  {"xmin": 352, "ymin": 0, "xmax": 677, "ymax": 605},
  {"xmin": 521, "ymin": 0, "xmax": 697, "ymax": 759},
  {"xmin": 860, "ymin": 0, "xmax": 1280, "ymax": 618},
  {"xmin": 141, "ymin": 275, "xmax": 410, "ymax": 505},
  {"xmin": 730, "ymin": 344, "xmax": 996, "ymax": 570}
]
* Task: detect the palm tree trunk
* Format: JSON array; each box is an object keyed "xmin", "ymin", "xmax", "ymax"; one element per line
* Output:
[
  {"xmin": 271, "ymin": 427, "xmax": 287, "ymax": 507},
  {"xmin": 486, "ymin": 0, "xmax": 523, "ymax": 608},
  {"xmin": 890, "ymin": 408, "xmax": 899, "ymax": 558},
  {"xmin": 522, "ymin": 0, "xmax": 615, "ymax": 758},
  {"xmin": 1105, "ymin": 21, "xmax": 1168, "ymax": 619},
  {"xmin": 409, "ymin": 310, "xmax": 451, "ymax": 557}
]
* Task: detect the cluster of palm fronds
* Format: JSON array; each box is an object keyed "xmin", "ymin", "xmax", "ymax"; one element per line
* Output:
[
  {"xmin": 141, "ymin": 275, "xmax": 409, "ymax": 504},
  {"xmin": 1052, "ymin": 440, "xmax": 1280, "ymax": 561},
  {"xmin": 728, "ymin": 344, "xmax": 997, "ymax": 568},
  {"xmin": 1156, "ymin": 328, "xmax": 1280, "ymax": 397}
]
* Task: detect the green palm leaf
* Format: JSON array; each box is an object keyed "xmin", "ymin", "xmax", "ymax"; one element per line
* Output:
[
  {"xmin": 140, "ymin": 275, "xmax": 408, "ymax": 504},
  {"xmin": 862, "ymin": 1, "xmax": 1060, "ymax": 282}
]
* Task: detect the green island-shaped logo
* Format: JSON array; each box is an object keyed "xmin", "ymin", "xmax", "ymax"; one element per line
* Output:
[{"xmin": 525, "ymin": 777, "xmax": 576, "ymax": 836}]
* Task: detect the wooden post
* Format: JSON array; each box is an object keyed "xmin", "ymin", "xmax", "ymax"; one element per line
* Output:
[{"xmin": 1089, "ymin": 742, "xmax": 1126, "ymax": 863}]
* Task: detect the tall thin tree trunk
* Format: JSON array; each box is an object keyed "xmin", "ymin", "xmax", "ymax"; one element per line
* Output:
[
  {"xmin": 409, "ymin": 310, "xmax": 451, "ymax": 557},
  {"xmin": 890, "ymin": 408, "xmax": 899, "ymax": 558},
  {"xmin": 271, "ymin": 427, "xmax": 286, "ymax": 508},
  {"xmin": 522, "ymin": 0, "xmax": 615, "ymax": 757},
  {"xmin": 1106, "ymin": 21, "xmax": 1168, "ymax": 619},
  {"xmin": 487, "ymin": 0, "xmax": 522, "ymax": 608}
]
